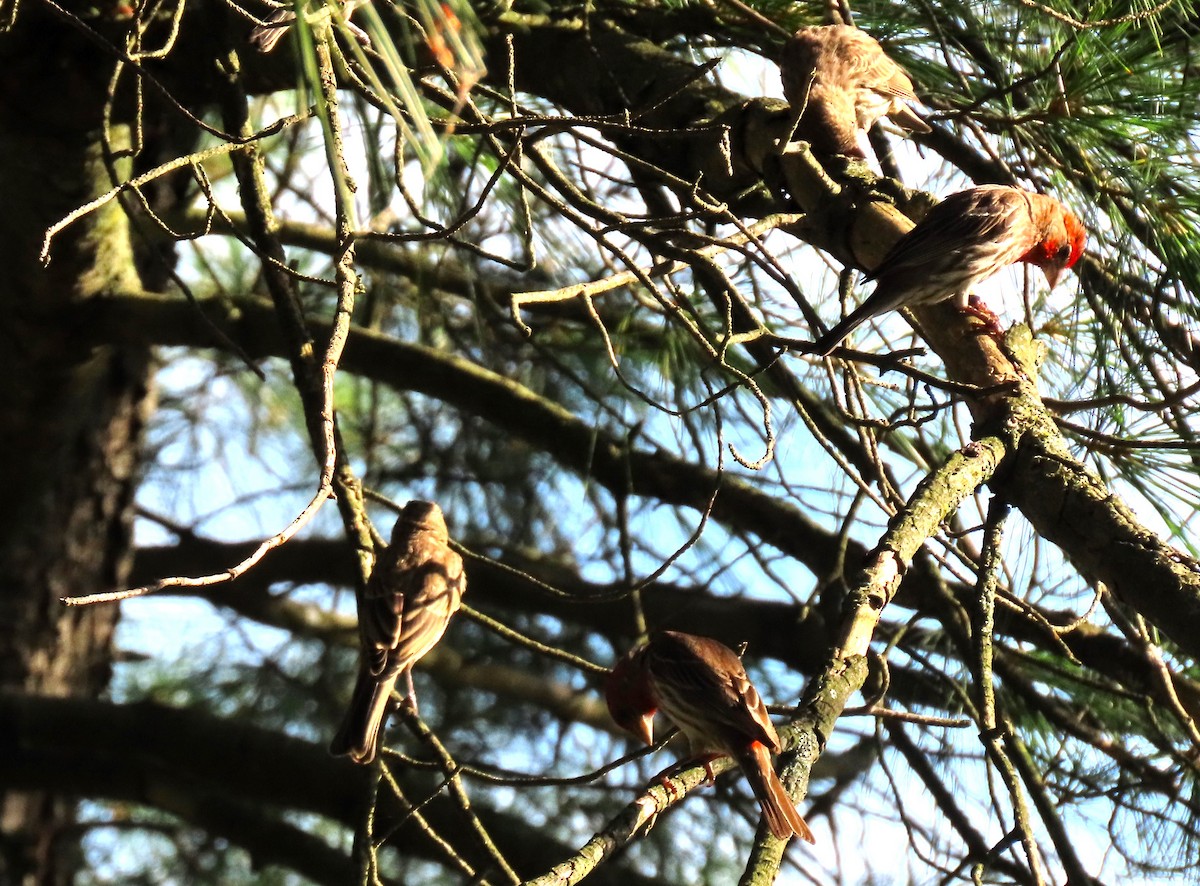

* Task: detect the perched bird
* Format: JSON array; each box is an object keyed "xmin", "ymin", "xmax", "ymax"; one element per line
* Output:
[
  {"xmin": 780, "ymin": 24, "xmax": 929, "ymax": 159},
  {"xmin": 249, "ymin": 0, "xmax": 371, "ymax": 53},
  {"xmin": 605, "ymin": 630, "xmax": 815, "ymax": 843},
  {"xmin": 329, "ymin": 500, "xmax": 465, "ymax": 765},
  {"xmin": 813, "ymin": 185, "xmax": 1086, "ymax": 355}
]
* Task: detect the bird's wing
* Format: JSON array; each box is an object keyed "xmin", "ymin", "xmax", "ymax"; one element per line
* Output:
[
  {"xmin": 393, "ymin": 549, "xmax": 465, "ymax": 663},
  {"xmin": 864, "ymin": 188, "xmax": 1025, "ymax": 281},
  {"xmin": 647, "ymin": 632, "xmax": 781, "ymax": 751},
  {"xmin": 359, "ymin": 533, "xmax": 464, "ymax": 678}
]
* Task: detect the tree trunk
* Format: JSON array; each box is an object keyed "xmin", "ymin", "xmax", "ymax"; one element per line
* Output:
[{"xmin": 0, "ymin": 11, "xmax": 154, "ymax": 883}]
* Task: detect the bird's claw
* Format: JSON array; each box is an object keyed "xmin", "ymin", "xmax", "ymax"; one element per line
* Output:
[
  {"xmin": 657, "ymin": 755, "xmax": 719, "ymax": 798},
  {"xmin": 656, "ymin": 773, "xmax": 681, "ymax": 800},
  {"xmin": 961, "ymin": 297, "xmax": 1005, "ymax": 339}
]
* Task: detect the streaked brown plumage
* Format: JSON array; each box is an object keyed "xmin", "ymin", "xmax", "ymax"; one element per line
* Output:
[
  {"xmin": 781, "ymin": 24, "xmax": 929, "ymax": 159},
  {"xmin": 814, "ymin": 185, "xmax": 1086, "ymax": 355},
  {"xmin": 329, "ymin": 500, "xmax": 465, "ymax": 764},
  {"xmin": 605, "ymin": 631, "xmax": 816, "ymax": 843},
  {"xmin": 249, "ymin": 0, "xmax": 371, "ymax": 53}
]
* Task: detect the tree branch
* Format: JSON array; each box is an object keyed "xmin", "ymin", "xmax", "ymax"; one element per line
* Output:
[{"xmin": 0, "ymin": 694, "xmax": 660, "ymax": 886}]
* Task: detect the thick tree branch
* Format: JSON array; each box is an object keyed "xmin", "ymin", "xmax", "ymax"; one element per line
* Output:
[
  {"xmin": 102, "ymin": 285, "xmax": 1200, "ymax": 665},
  {"xmin": 128, "ymin": 526, "xmax": 1200, "ymax": 727},
  {"xmin": 473, "ymin": 13, "xmax": 1200, "ymax": 660},
  {"xmin": 90, "ymin": 289, "xmax": 841, "ymax": 578},
  {"xmin": 0, "ymin": 694, "xmax": 658, "ymax": 886}
]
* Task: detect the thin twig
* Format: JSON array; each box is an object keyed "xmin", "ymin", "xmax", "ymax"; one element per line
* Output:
[
  {"xmin": 510, "ymin": 213, "xmax": 804, "ymax": 333},
  {"xmin": 401, "ymin": 709, "xmax": 521, "ymax": 885},
  {"xmin": 61, "ymin": 488, "xmax": 332, "ymax": 606},
  {"xmin": 460, "ymin": 605, "xmax": 608, "ymax": 675}
]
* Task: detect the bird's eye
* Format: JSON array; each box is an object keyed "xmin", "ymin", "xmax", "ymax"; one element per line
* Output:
[{"xmin": 1055, "ymin": 242, "xmax": 1072, "ymax": 262}]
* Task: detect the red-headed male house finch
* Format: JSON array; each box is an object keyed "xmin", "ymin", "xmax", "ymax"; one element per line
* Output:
[
  {"xmin": 329, "ymin": 500, "xmax": 465, "ymax": 764},
  {"xmin": 780, "ymin": 24, "xmax": 929, "ymax": 159},
  {"xmin": 249, "ymin": 0, "xmax": 371, "ymax": 53},
  {"xmin": 812, "ymin": 185, "xmax": 1086, "ymax": 355},
  {"xmin": 605, "ymin": 631, "xmax": 816, "ymax": 843}
]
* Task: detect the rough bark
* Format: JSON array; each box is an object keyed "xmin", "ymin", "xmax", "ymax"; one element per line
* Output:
[{"xmin": 0, "ymin": 10, "xmax": 154, "ymax": 883}]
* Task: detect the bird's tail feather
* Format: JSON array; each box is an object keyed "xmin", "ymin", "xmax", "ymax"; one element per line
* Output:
[
  {"xmin": 740, "ymin": 742, "xmax": 816, "ymax": 843},
  {"xmin": 329, "ymin": 664, "xmax": 398, "ymax": 764},
  {"xmin": 812, "ymin": 303, "xmax": 875, "ymax": 356}
]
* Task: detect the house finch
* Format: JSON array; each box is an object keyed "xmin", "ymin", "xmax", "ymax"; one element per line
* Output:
[
  {"xmin": 249, "ymin": 0, "xmax": 371, "ymax": 53},
  {"xmin": 605, "ymin": 630, "xmax": 815, "ymax": 843},
  {"xmin": 780, "ymin": 24, "xmax": 929, "ymax": 159},
  {"xmin": 329, "ymin": 500, "xmax": 465, "ymax": 765},
  {"xmin": 813, "ymin": 185, "xmax": 1086, "ymax": 355}
]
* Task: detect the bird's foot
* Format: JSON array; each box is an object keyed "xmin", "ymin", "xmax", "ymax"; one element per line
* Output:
[
  {"xmin": 401, "ymin": 671, "xmax": 420, "ymax": 718},
  {"xmin": 652, "ymin": 754, "xmax": 722, "ymax": 801},
  {"xmin": 960, "ymin": 297, "xmax": 1005, "ymax": 339},
  {"xmin": 655, "ymin": 773, "xmax": 681, "ymax": 801}
]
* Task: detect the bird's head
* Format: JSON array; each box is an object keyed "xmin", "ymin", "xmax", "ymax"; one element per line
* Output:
[
  {"xmin": 395, "ymin": 500, "xmax": 448, "ymax": 539},
  {"xmin": 604, "ymin": 645, "xmax": 657, "ymax": 746},
  {"xmin": 1024, "ymin": 202, "xmax": 1086, "ymax": 289}
]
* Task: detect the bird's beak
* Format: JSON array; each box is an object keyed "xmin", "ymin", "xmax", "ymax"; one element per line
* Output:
[
  {"xmin": 1042, "ymin": 265, "xmax": 1062, "ymax": 289},
  {"xmin": 635, "ymin": 713, "xmax": 655, "ymax": 746}
]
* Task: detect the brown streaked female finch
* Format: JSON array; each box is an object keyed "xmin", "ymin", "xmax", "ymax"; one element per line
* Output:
[
  {"xmin": 780, "ymin": 24, "xmax": 929, "ymax": 159},
  {"xmin": 605, "ymin": 630, "xmax": 816, "ymax": 843},
  {"xmin": 813, "ymin": 185, "xmax": 1086, "ymax": 355},
  {"xmin": 249, "ymin": 0, "xmax": 371, "ymax": 53},
  {"xmin": 329, "ymin": 500, "xmax": 465, "ymax": 765}
]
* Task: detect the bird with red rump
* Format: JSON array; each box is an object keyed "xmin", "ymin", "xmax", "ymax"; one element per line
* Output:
[
  {"xmin": 605, "ymin": 630, "xmax": 816, "ymax": 843},
  {"xmin": 813, "ymin": 185, "xmax": 1086, "ymax": 355}
]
